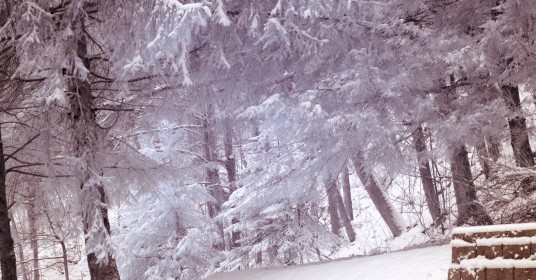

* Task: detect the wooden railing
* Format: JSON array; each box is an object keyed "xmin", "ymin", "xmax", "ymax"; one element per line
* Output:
[{"xmin": 449, "ymin": 223, "xmax": 536, "ymax": 280}]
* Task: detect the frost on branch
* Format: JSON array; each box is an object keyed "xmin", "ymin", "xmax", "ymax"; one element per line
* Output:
[
  {"xmin": 257, "ymin": 18, "xmax": 291, "ymax": 60},
  {"xmin": 213, "ymin": 0, "xmax": 231, "ymax": 26},
  {"xmin": 117, "ymin": 182, "xmax": 218, "ymax": 280}
]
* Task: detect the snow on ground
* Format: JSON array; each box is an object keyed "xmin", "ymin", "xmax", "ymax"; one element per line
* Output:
[
  {"xmin": 336, "ymin": 226, "xmax": 449, "ymax": 258},
  {"xmin": 205, "ymin": 245, "xmax": 451, "ymax": 280}
]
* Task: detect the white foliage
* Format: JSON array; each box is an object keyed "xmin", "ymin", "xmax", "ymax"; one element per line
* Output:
[
  {"xmin": 214, "ymin": 0, "xmax": 231, "ymax": 26},
  {"xmin": 46, "ymin": 87, "xmax": 67, "ymax": 106},
  {"xmin": 257, "ymin": 18, "xmax": 291, "ymax": 60},
  {"xmin": 116, "ymin": 181, "xmax": 216, "ymax": 280},
  {"xmin": 248, "ymin": 13, "xmax": 261, "ymax": 37},
  {"xmin": 6, "ymin": 0, "xmax": 536, "ymax": 278}
]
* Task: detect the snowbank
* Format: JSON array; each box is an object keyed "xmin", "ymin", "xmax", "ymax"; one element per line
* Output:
[{"xmin": 205, "ymin": 245, "xmax": 450, "ymax": 280}]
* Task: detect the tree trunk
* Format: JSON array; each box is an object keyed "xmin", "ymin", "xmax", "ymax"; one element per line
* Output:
[
  {"xmin": 503, "ymin": 86, "xmax": 535, "ymax": 168},
  {"xmin": 341, "ymin": 165, "xmax": 353, "ymax": 221},
  {"xmin": 223, "ymin": 121, "xmax": 240, "ymax": 248},
  {"xmin": 412, "ymin": 126, "xmax": 444, "ymax": 227},
  {"xmin": 486, "ymin": 136, "xmax": 501, "ymax": 162},
  {"xmin": 203, "ymin": 112, "xmax": 223, "ymax": 218},
  {"xmin": 202, "ymin": 110, "xmax": 224, "ymax": 249},
  {"xmin": 333, "ymin": 183, "xmax": 356, "ymax": 242},
  {"xmin": 83, "ymin": 188, "xmax": 118, "ymax": 280},
  {"xmin": 451, "ymin": 145, "xmax": 493, "ymax": 226},
  {"xmin": 255, "ymin": 251, "xmax": 262, "ymax": 265},
  {"xmin": 15, "ymin": 240, "xmax": 27, "ymax": 280},
  {"xmin": 224, "ymin": 122, "xmax": 237, "ymax": 194},
  {"xmin": 502, "ymin": 86, "xmax": 536, "ymax": 194},
  {"xmin": 475, "ymin": 140, "xmax": 491, "ymax": 179},
  {"xmin": 60, "ymin": 241, "xmax": 70, "ymax": 280},
  {"xmin": 352, "ymin": 152, "xmax": 406, "ymax": 237},
  {"xmin": 27, "ymin": 198, "xmax": 39, "ymax": 280},
  {"xmin": 325, "ymin": 181, "xmax": 341, "ymax": 235},
  {"xmin": 10, "ymin": 215, "xmax": 27, "ymax": 280},
  {"xmin": 68, "ymin": 26, "xmax": 119, "ymax": 280},
  {"xmin": 0, "ymin": 126, "xmax": 18, "ymax": 280}
]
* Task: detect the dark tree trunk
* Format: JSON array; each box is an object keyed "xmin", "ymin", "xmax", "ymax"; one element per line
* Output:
[
  {"xmin": 224, "ymin": 122, "xmax": 237, "ymax": 193},
  {"xmin": 0, "ymin": 126, "xmax": 18, "ymax": 280},
  {"xmin": 11, "ymin": 218, "xmax": 27, "ymax": 280},
  {"xmin": 352, "ymin": 152, "xmax": 406, "ymax": 237},
  {"xmin": 332, "ymin": 183, "xmax": 356, "ymax": 242},
  {"xmin": 28, "ymin": 201, "xmax": 39, "ymax": 280},
  {"xmin": 69, "ymin": 26, "xmax": 119, "ymax": 280},
  {"xmin": 223, "ymin": 121, "xmax": 240, "ymax": 248},
  {"xmin": 412, "ymin": 126, "xmax": 444, "ymax": 227},
  {"xmin": 503, "ymin": 86, "xmax": 535, "ymax": 169},
  {"xmin": 202, "ymin": 110, "xmax": 224, "ymax": 250},
  {"xmin": 486, "ymin": 136, "xmax": 501, "ymax": 162},
  {"xmin": 255, "ymin": 251, "xmax": 262, "ymax": 265},
  {"xmin": 341, "ymin": 165, "xmax": 354, "ymax": 221},
  {"xmin": 475, "ymin": 141, "xmax": 491, "ymax": 179},
  {"xmin": 502, "ymin": 86, "xmax": 536, "ymax": 194},
  {"xmin": 10, "ymin": 220, "xmax": 27, "ymax": 280},
  {"xmin": 203, "ymin": 113, "xmax": 223, "ymax": 219},
  {"xmin": 60, "ymin": 240, "xmax": 69, "ymax": 280},
  {"xmin": 84, "ymin": 188, "xmax": 119, "ymax": 280},
  {"xmin": 451, "ymin": 146, "xmax": 493, "ymax": 226},
  {"xmin": 325, "ymin": 181, "xmax": 341, "ymax": 235}
]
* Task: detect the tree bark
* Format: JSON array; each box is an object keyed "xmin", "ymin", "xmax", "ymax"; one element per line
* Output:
[
  {"xmin": 202, "ymin": 110, "xmax": 224, "ymax": 250},
  {"xmin": 333, "ymin": 183, "xmax": 356, "ymax": 242},
  {"xmin": 223, "ymin": 121, "xmax": 240, "ymax": 248},
  {"xmin": 224, "ymin": 122, "xmax": 237, "ymax": 194},
  {"xmin": 451, "ymin": 145, "xmax": 493, "ymax": 226},
  {"xmin": 0, "ymin": 125, "xmax": 18, "ymax": 280},
  {"xmin": 60, "ymin": 241, "xmax": 70, "ymax": 280},
  {"xmin": 68, "ymin": 25, "xmax": 119, "ymax": 280},
  {"xmin": 325, "ymin": 181, "xmax": 341, "ymax": 235},
  {"xmin": 502, "ymin": 86, "xmax": 535, "ymax": 169},
  {"xmin": 203, "ymin": 112, "xmax": 223, "ymax": 219},
  {"xmin": 28, "ymin": 202, "xmax": 39, "ymax": 280},
  {"xmin": 475, "ymin": 140, "xmax": 491, "ymax": 179},
  {"xmin": 255, "ymin": 251, "xmax": 262, "ymax": 265},
  {"xmin": 341, "ymin": 165, "xmax": 353, "ymax": 221},
  {"xmin": 486, "ymin": 136, "xmax": 501, "ymax": 162},
  {"xmin": 83, "ymin": 188, "xmax": 118, "ymax": 280},
  {"xmin": 501, "ymin": 86, "xmax": 536, "ymax": 194},
  {"xmin": 10, "ymin": 215, "xmax": 27, "ymax": 280},
  {"xmin": 412, "ymin": 126, "xmax": 444, "ymax": 227},
  {"xmin": 352, "ymin": 152, "xmax": 406, "ymax": 237}
]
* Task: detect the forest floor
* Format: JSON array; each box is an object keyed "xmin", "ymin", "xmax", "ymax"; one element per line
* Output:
[{"xmin": 205, "ymin": 244, "xmax": 450, "ymax": 280}]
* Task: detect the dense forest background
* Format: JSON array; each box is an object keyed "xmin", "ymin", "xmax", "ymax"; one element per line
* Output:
[{"xmin": 0, "ymin": 0, "xmax": 534, "ymax": 279}]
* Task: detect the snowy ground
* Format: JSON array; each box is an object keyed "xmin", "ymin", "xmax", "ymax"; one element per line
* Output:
[{"xmin": 206, "ymin": 245, "xmax": 451, "ymax": 280}]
